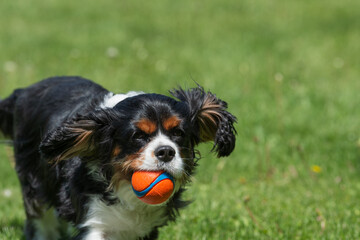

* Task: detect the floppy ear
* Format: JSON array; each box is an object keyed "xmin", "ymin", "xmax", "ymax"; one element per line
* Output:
[
  {"xmin": 171, "ymin": 86, "xmax": 237, "ymax": 157},
  {"xmin": 40, "ymin": 110, "xmax": 114, "ymax": 163}
]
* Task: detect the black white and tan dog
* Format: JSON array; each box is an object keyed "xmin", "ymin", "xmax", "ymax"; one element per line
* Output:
[{"xmin": 0, "ymin": 76, "xmax": 236, "ymax": 240}]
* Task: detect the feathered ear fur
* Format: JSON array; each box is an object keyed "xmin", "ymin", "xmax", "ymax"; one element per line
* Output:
[
  {"xmin": 40, "ymin": 110, "xmax": 115, "ymax": 163},
  {"xmin": 171, "ymin": 86, "xmax": 237, "ymax": 157}
]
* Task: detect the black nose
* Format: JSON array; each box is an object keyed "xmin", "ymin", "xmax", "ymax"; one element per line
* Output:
[{"xmin": 154, "ymin": 146, "xmax": 176, "ymax": 162}]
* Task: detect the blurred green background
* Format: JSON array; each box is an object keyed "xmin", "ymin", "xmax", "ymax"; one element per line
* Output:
[{"xmin": 1, "ymin": 0, "xmax": 360, "ymax": 239}]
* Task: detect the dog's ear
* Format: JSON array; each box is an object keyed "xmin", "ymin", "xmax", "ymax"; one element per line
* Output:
[
  {"xmin": 171, "ymin": 86, "xmax": 237, "ymax": 157},
  {"xmin": 40, "ymin": 110, "xmax": 114, "ymax": 163}
]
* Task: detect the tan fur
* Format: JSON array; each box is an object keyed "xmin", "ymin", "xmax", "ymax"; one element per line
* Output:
[
  {"xmin": 55, "ymin": 128, "xmax": 94, "ymax": 163},
  {"xmin": 112, "ymin": 145, "xmax": 122, "ymax": 158},
  {"xmin": 136, "ymin": 119, "xmax": 157, "ymax": 134},
  {"xmin": 108, "ymin": 152, "xmax": 144, "ymax": 191},
  {"xmin": 163, "ymin": 116, "xmax": 181, "ymax": 131},
  {"xmin": 198, "ymin": 95, "xmax": 223, "ymax": 142}
]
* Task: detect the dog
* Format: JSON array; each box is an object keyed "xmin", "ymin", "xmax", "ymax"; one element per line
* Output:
[{"xmin": 0, "ymin": 76, "xmax": 236, "ymax": 240}]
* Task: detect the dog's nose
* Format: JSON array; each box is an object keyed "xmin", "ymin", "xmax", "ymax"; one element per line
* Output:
[{"xmin": 154, "ymin": 146, "xmax": 175, "ymax": 162}]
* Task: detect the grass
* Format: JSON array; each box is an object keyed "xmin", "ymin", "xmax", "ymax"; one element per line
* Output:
[{"xmin": 1, "ymin": 0, "xmax": 360, "ymax": 239}]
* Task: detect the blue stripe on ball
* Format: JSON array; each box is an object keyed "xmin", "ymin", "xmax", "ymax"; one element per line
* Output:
[{"xmin": 132, "ymin": 172, "xmax": 174, "ymax": 198}]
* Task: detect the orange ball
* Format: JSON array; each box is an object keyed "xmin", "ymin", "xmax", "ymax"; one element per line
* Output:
[{"xmin": 131, "ymin": 171, "xmax": 174, "ymax": 205}]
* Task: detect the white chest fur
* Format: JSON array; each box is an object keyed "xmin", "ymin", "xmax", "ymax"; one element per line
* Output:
[{"xmin": 82, "ymin": 181, "xmax": 168, "ymax": 240}]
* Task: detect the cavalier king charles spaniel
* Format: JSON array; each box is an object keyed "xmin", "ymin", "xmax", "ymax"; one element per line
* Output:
[{"xmin": 0, "ymin": 76, "xmax": 236, "ymax": 240}]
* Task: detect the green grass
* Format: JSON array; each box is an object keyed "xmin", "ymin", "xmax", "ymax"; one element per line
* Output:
[{"xmin": 1, "ymin": 0, "xmax": 360, "ymax": 239}]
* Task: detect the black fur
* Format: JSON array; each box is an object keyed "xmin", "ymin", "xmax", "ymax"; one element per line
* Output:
[
  {"xmin": 0, "ymin": 89, "xmax": 22, "ymax": 138},
  {"xmin": 0, "ymin": 76, "xmax": 236, "ymax": 239}
]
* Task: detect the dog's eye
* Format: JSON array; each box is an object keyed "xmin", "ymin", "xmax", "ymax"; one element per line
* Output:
[
  {"xmin": 171, "ymin": 128, "xmax": 184, "ymax": 137},
  {"xmin": 133, "ymin": 132, "xmax": 149, "ymax": 141}
]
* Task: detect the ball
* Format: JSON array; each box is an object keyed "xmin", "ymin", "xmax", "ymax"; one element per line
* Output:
[{"xmin": 131, "ymin": 171, "xmax": 174, "ymax": 205}]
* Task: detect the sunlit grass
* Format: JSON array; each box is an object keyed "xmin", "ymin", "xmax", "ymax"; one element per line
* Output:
[{"xmin": 1, "ymin": 0, "xmax": 360, "ymax": 239}]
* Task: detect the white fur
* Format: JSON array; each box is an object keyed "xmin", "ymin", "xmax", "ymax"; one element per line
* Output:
[
  {"xmin": 140, "ymin": 134, "xmax": 184, "ymax": 178},
  {"xmin": 82, "ymin": 181, "xmax": 167, "ymax": 240},
  {"xmin": 100, "ymin": 91, "xmax": 144, "ymax": 109},
  {"xmin": 84, "ymin": 229, "xmax": 106, "ymax": 240}
]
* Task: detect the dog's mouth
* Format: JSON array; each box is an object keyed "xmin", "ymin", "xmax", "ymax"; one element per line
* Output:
[
  {"xmin": 108, "ymin": 157, "xmax": 184, "ymax": 192},
  {"xmin": 153, "ymin": 161, "xmax": 184, "ymax": 178},
  {"xmin": 109, "ymin": 135, "xmax": 188, "ymax": 191}
]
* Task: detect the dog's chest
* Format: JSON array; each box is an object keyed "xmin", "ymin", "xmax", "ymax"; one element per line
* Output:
[{"xmin": 82, "ymin": 182, "xmax": 167, "ymax": 240}]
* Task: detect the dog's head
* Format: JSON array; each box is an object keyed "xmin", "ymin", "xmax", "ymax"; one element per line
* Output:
[{"xmin": 40, "ymin": 86, "xmax": 236, "ymax": 195}]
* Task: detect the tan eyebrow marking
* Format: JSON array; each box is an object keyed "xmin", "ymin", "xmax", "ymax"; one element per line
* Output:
[
  {"xmin": 136, "ymin": 119, "xmax": 157, "ymax": 134},
  {"xmin": 163, "ymin": 116, "xmax": 181, "ymax": 131}
]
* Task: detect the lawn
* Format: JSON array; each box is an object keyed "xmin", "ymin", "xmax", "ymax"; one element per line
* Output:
[{"xmin": 1, "ymin": 0, "xmax": 360, "ymax": 239}]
